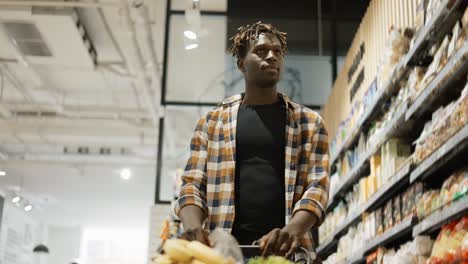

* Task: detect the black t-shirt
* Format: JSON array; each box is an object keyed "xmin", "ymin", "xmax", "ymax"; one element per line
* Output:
[{"xmin": 231, "ymin": 100, "xmax": 286, "ymax": 245}]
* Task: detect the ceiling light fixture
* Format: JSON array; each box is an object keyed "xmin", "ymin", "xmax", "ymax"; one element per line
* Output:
[
  {"xmin": 185, "ymin": 43, "xmax": 199, "ymax": 50},
  {"xmin": 0, "ymin": 171, "xmax": 6, "ymax": 176},
  {"xmin": 24, "ymin": 204, "xmax": 33, "ymax": 212},
  {"xmin": 184, "ymin": 30, "xmax": 197, "ymax": 40},
  {"xmin": 12, "ymin": 196, "xmax": 21, "ymax": 203},
  {"xmin": 120, "ymin": 168, "xmax": 132, "ymax": 180}
]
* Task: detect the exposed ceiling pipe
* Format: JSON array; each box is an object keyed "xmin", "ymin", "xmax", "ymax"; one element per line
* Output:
[
  {"xmin": 131, "ymin": 2, "xmax": 162, "ymax": 79},
  {"xmin": 0, "ymin": 24, "xmax": 63, "ymax": 113},
  {"xmin": 0, "ymin": 0, "xmax": 122, "ymax": 8},
  {"xmin": 119, "ymin": 0, "xmax": 160, "ymax": 128},
  {"xmin": 131, "ymin": 1, "xmax": 162, "ymax": 115},
  {"xmin": 93, "ymin": 1, "xmax": 158, "ymax": 128},
  {"xmin": 0, "ymin": 64, "xmax": 43, "ymax": 111}
]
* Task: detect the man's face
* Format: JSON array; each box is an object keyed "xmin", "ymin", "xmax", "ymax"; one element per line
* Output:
[{"xmin": 238, "ymin": 33, "xmax": 285, "ymax": 88}]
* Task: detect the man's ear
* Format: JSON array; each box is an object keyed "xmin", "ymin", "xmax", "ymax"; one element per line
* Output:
[{"xmin": 237, "ymin": 58, "xmax": 245, "ymax": 73}]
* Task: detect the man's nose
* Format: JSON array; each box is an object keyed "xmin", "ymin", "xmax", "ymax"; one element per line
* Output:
[{"xmin": 265, "ymin": 50, "xmax": 277, "ymax": 62}]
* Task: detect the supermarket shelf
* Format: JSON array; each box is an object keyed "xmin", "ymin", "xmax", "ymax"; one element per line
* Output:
[
  {"xmin": 364, "ymin": 161, "xmax": 412, "ymax": 212},
  {"xmin": 330, "ymin": 122, "xmax": 361, "ymax": 167},
  {"xmin": 329, "ymin": 101, "xmax": 411, "ymax": 211},
  {"xmin": 330, "ymin": 61, "xmax": 406, "ymax": 167},
  {"xmin": 363, "ymin": 217, "xmax": 416, "ymax": 255},
  {"xmin": 318, "ymin": 207, "xmax": 365, "ymax": 258},
  {"xmin": 344, "ymin": 249, "xmax": 365, "ymax": 264},
  {"xmin": 406, "ymin": 42, "xmax": 468, "ymax": 121},
  {"xmin": 413, "ymin": 197, "xmax": 468, "ymax": 236},
  {"xmin": 410, "ymin": 124, "xmax": 468, "ymax": 183},
  {"xmin": 316, "ymin": 237, "xmax": 338, "ymax": 259},
  {"xmin": 404, "ymin": 0, "xmax": 466, "ymax": 66}
]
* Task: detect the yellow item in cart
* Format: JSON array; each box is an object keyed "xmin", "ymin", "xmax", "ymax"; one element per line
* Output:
[
  {"xmin": 192, "ymin": 260, "xmax": 208, "ymax": 264},
  {"xmin": 163, "ymin": 239, "xmax": 193, "ymax": 263},
  {"xmin": 154, "ymin": 255, "xmax": 174, "ymax": 264},
  {"xmin": 187, "ymin": 241, "xmax": 225, "ymax": 264}
]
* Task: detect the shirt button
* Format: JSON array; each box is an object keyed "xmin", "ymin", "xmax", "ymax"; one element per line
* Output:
[{"xmin": 290, "ymin": 163, "xmax": 296, "ymax": 170}]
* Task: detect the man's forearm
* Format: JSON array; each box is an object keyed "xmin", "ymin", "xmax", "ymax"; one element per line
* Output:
[
  {"xmin": 178, "ymin": 205, "xmax": 206, "ymax": 230},
  {"xmin": 283, "ymin": 210, "xmax": 318, "ymax": 237}
]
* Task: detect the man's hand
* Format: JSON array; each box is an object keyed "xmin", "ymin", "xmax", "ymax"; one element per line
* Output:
[
  {"xmin": 178, "ymin": 205, "xmax": 208, "ymax": 244},
  {"xmin": 259, "ymin": 211, "xmax": 318, "ymax": 257},
  {"xmin": 179, "ymin": 227, "xmax": 210, "ymax": 245},
  {"xmin": 259, "ymin": 227, "xmax": 301, "ymax": 258}
]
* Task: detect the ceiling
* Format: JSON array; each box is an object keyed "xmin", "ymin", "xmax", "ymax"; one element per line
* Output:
[{"xmin": 0, "ymin": 0, "xmax": 167, "ymax": 231}]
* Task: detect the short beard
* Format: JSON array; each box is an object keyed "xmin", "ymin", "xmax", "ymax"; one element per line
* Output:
[{"xmin": 257, "ymin": 78, "xmax": 278, "ymax": 89}]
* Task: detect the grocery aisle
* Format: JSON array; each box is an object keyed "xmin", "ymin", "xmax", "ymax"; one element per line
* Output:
[{"xmin": 318, "ymin": 0, "xmax": 468, "ymax": 263}]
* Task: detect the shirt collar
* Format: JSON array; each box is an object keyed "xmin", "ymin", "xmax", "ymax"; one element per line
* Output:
[{"xmin": 220, "ymin": 92, "xmax": 297, "ymax": 111}]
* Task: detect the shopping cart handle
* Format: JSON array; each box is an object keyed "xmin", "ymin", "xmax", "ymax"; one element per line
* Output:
[{"xmin": 238, "ymin": 245, "xmax": 312, "ymax": 264}]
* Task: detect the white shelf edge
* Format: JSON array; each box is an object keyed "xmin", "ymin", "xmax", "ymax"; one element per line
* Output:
[
  {"xmin": 413, "ymin": 197, "xmax": 468, "ymax": 236},
  {"xmin": 406, "ymin": 41, "xmax": 468, "ymax": 121},
  {"xmin": 410, "ymin": 124, "xmax": 468, "ymax": 183}
]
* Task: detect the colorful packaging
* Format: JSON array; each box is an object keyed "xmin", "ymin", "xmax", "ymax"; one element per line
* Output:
[
  {"xmin": 375, "ymin": 207, "xmax": 384, "ymax": 235},
  {"xmin": 384, "ymin": 200, "xmax": 394, "ymax": 231},
  {"xmin": 393, "ymin": 195, "xmax": 402, "ymax": 225}
]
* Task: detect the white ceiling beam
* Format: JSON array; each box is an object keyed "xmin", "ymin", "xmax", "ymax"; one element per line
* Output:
[
  {"xmin": 0, "ymin": 104, "xmax": 11, "ymax": 118},
  {"xmin": 0, "ymin": 0, "xmax": 122, "ymax": 8},
  {"xmin": 0, "ymin": 149, "xmax": 8, "ymax": 160},
  {"xmin": 8, "ymin": 153, "xmax": 156, "ymax": 166}
]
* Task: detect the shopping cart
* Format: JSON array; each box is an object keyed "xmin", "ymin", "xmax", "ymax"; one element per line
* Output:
[{"xmin": 239, "ymin": 244, "xmax": 314, "ymax": 264}]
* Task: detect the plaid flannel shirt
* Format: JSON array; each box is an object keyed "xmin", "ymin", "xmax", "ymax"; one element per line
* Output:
[{"xmin": 174, "ymin": 93, "xmax": 329, "ymax": 251}]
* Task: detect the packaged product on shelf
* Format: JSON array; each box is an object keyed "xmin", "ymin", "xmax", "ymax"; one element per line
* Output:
[
  {"xmin": 420, "ymin": 36, "xmax": 450, "ymax": 90},
  {"xmin": 440, "ymin": 173, "xmax": 458, "ymax": 207},
  {"xmin": 371, "ymin": 153, "xmax": 382, "ymax": 189},
  {"xmin": 393, "ymin": 195, "xmax": 402, "ymax": 225},
  {"xmin": 448, "ymin": 21, "xmax": 462, "ymax": 58},
  {"xmin": 379, "ymin": 236, "xmax": 433, "ymax": 264},
  {"xmin": 360, "ymin": 177, "xmax": 368, "ymax": 205},
  {"xmin": 401, "ymin": 188, "xmax": 411, "ymax": 220},
  {"xmin": 414, "ymin": 0, "xmax": 428, "ymax": 37},
  {"xmin": 450, "ymin": 167, "xmax": 468, "ymax": 201},
  {"xmin": 383, "ymin": 200, "xmax": 393, "ymax": 231},
  {"xmin": 366, "ymin": 247, "xmax": 387, "ymax": 264},
  {"xmin": 358, "ymin": 132, "xmax": 367, "ymax": 158},
  {"xmin": 408, "ymin": 66, "xmax": 428, "ymax": 101},
  {"xmin": 381, "ymin": 138, "xmax": 411, "ymax": 182},
  {"xmin": 463, "ymin": 7, "xmax": 468, "ymax": 27},
  {"xmin": 426, "ymin": 217, "xmax": 468, "ymax": 264},
  {"xmin": 411, "ymin": 236, "xmax": 435, "ymax": 257},
  {"xmin": 414, "ymin": 85, "xmax": 468, "ymax": 164},
  {"xmin": 416, "ymin": 190, "xmax": 439, "ymax": 219},
  {"xmin": 402, "ymin": 182, "xmax": 424, "ymax": 220},
  {"xmin": 375, "ymin": 207, "xmax": 384, "ymax": 235},
  {"xmin": 368, "ymin": 173, "xmax": 378, "ymax": 199},
  {"xmin": 329, "ymin": 172, "xmax": 339, "ymax": 197},
  {"xmin": 449, "ymin": 82, "xmax": 468, "ymax": 134},
  {"xmin": 377, "ymin": 26, "xmax": 412, "ymax": 89}
]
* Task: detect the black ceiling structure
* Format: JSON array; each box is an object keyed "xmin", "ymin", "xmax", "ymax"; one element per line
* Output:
[{"xmin": 227, "ymin": 0, "xmax": 370, "ymax": 56}]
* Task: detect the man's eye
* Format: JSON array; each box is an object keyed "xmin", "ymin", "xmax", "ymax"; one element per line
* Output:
[{"xmin": 257, "ymin": 49, "xmax": 267, "ymax": 55}]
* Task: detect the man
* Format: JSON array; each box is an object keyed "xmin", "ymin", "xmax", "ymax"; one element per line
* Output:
[{"xmin": 174, "ymin": 22, "xmax": 329, "ymax": 258}]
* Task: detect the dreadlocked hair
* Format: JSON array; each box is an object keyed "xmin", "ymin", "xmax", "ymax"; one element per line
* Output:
[{"xmin": 227, "ymin": 21, "xmax": 287, "ymax": 58}]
